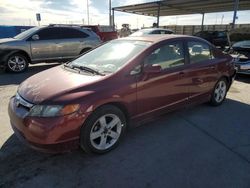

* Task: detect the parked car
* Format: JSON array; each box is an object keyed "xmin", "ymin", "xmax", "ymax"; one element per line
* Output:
[
  {"xmin": 0, "ymin": 25, "xmax": 101, "ymax": 73},
  {"xmin": 230, "ymin": 40, "xmax": 250, "ymax": 74},
  {"xmin": 130, "ymin": 28, "xmax": 173, "ymax": 36},
  {"xmin": 9, "ymin": 35, "xmax": 236, "ymax": 154},
  {"xmin": 83, "ymin": 25, "xmax": 118, "ymax": 42},
  {"xmin": 194, "ymin": 30, "xmax": 228, "ymax": 48}
]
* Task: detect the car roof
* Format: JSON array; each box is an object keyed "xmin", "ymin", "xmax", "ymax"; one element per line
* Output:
[
  {"xmin": 38, "ymin": 25, "xmax": 91, "ymax": 30},
  {"xmin": 140, "ymin": 28, "xmax": 172, "ymax": 32},
  {"xmin": 119, "ymin": 34, "xmax": 202, "ymax": 43}
]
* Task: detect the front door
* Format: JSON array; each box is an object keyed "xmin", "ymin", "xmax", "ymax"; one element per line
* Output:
[
  {"xmin": 136, "ymin": 40, "xmax": 189, "ymax": 118},
  {"xmin": 29, "ymin": 27, "xmax": 62, "ymax": 61}
]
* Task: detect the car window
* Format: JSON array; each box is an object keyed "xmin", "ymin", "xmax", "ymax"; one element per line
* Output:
[
  {"xmin": 164, "ymin": 30, "xmax": 173, "ymax": 34},
  {"xmin": 217, "ymin": 32, "xmax": 226, "ymax": 37},
  {"xmin": 36, "ymin": 28, "xmax": 61, "ymax": 40},
  {"xmin": 151, "ymin": 30, "xmax": 161, "ymax": 34},
  {"xmin": 14, "ymin": 27, "xmax": 40, "ymax": 40},
  {"xmin": 159, "ymin": 30, "xmax": 167, "ymax": 34},
  {"xmin": 60, "ymin": 28, "xmax": 89, "ymax": 39},
  {"xmin": 188, "ymin": 41, "xmax": 213, "ymax": 64},
  {"xmin": 158, "ymin": 30, "xmax": 172, "ymax": 34},
  {"xmin": 144, "ymin": 41, "xmax": 185, "ymax": 70}
]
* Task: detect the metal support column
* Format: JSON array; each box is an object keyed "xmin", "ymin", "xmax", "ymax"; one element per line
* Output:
[
  {"xmin": 201, "ymin": 13, "xmax": 205, "ymax": 31},
  {"xmin": 112, "ymin": 8, "xmax": 115, "ymax": 30},
  {"xmin": 157, "ymin": 2, "xmax": 161, "ymax": 28},
  {"xmin": 232, "ymin": 0, "xmax": 239, "ymax": 29},
  {"xmin": 109, "ymin": 0, "xmax": 111, "ymax": 26},
  {"xmin": 87, "ymin": 0, "xmax": 89, "ymax": 25}
]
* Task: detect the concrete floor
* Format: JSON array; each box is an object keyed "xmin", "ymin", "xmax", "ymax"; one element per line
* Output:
[{"xmin": 0, "ymin": 64, "xmax": 250, "ymax": 188}]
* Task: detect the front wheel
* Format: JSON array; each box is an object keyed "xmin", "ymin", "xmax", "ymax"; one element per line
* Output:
[
  {"xmin": 210, "ymin": 78, "xmax": 228, "ymax": 106},
  {"xmin": 6, "ymin": 53, "xmax": 29, "ymax": 73},
  {"xmin": 80, "ymin": 105, "xmax": 127, "ymax": 154}
]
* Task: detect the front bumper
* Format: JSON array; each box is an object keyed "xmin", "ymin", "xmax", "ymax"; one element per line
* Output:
[
  {"xmin": 8, "ymin": 96, "xmax": 86, "ymax": 153},
  {"xmin": 232, "ymin": 54, "xmax": 250, "ymax": 75},
  {"xmin": 235, "ymin": 62, "xmax": 250, "ymax": 75},
  {"xmin": 0, "ymin": 49, "xmax": 14, "ymax": 66}
]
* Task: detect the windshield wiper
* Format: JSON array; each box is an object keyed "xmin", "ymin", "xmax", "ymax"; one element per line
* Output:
[{"xmin": 67, "ymin": 64, "xmax": 105, "ymax": 76}]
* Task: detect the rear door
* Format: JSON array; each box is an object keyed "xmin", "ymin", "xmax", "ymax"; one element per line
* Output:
[
  {"xmin": 29, "ymin": 27, "xmax": 62, "ymax": 60},
  {"xmin": 58, "ymin": 28, "xmax": 89, "ymax": 58},
  {"xmin": 136, "ymin": 40, "xmax": 189, "ymax": 118},
  {"xmin": 184, "ymin": 39, "xmax": 219, "ymax": 103}
]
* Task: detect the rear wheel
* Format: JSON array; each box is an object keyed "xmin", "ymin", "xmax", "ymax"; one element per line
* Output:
[
  {"xmin": 80, "ymin": 105, "xmax": 127, "ymax": 154},
  {"xmin": 210, "ymin": 78, "xmax": 228, "ymax": 106},
  {"xmin": 6, "ymin": 53, "xmax": 29, "ymax": 73}
]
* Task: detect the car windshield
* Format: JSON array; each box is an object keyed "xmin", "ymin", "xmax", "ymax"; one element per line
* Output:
[
  {"xmin": 70, "ymin": 40, "xmax": 151, "ymax": 74},
  {"xmin": 13, "ymin": 27, "xmax": 40, "ymax": 40}
]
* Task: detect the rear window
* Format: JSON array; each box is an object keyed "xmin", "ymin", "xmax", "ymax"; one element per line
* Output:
[{"xmin": 60, "ymin": 28, "xmax": 89, "ymax": 38}]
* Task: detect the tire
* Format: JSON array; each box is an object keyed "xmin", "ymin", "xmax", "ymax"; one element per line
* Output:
[
  {"xmin": 6, "ymin": 53, "xmax": 29, "ymax": 73},
  {"xmin": 80, "ymin": 105, "xmax": 127, "ymax": 154},
  {"xmin": 79, "ymin": 48, "xmax": 91, "ymax": 55},
  {"xmin": 210, "ymin": 78, "xmax": 228, "ymax": 106}
]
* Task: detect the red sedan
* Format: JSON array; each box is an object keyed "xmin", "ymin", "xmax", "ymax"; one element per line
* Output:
[{"xmin": 8, "ymin": 35, "xmax": 236, "ymax": 154}]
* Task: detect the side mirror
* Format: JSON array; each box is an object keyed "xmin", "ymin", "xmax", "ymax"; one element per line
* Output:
[
  {"xmin": 32, "ymin": 34, "xmax": 39, "ymax": 41},
  {"xmin": 143, "ymin": 64, "xmax": 162, "ymax": 73},
  {"xmin": 130, "ymin": 65, "xmax": 142, "ymax": 75}
]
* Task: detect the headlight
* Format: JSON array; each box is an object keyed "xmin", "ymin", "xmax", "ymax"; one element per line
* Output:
[{"xmin": 28, "ymin": 104, "xmax": 80, "ymax": 117}]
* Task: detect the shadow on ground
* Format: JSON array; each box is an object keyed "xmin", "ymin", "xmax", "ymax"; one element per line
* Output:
[
  {"xmin": 1, "ymin": 99, "xmax": 250, "ymax": 188},
  {"xmin": 0, "ymin": 63, "xmax": 60, "ymax": 86},
  {"xmin": 235, "ymin": 74, "xmax": 250, "ymax": 84}
]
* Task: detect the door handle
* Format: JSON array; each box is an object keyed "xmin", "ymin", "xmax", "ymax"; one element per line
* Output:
[
  {"xmin": 179, "ymin": 71, "xmax": 185, "ymax": 77},
  {"xmin": 193, "ymin": 78, "xmax": 203, "ymax": 84},
  {"xmin": 209, "ymin": 66, "xmax": 216, "ymax": 70}
]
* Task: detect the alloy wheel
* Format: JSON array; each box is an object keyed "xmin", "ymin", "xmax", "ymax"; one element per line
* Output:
[
  {"xmin": 7, "ymin": 55, "xmax": 27, "ymax": 72},
  {"xmin": 90, "ymin": 114, "xmax": 123, "ymax": 150},
  {"xmin": 214, "ymin": 80, "xmax": 227, "ymax": 103}
]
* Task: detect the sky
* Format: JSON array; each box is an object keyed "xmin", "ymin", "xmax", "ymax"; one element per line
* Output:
[{"xmin": 0, "ymin": 0, "xmax": 250, "ymax": 29}]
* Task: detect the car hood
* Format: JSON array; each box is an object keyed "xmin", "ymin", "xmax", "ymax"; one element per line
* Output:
[
  {"xmin": 18, "ymin": 66, "xmax": 104, "ymax": 104},
  {"xmin": 0, "ymin": 38, "xmax": 20, "ymax": 44}
]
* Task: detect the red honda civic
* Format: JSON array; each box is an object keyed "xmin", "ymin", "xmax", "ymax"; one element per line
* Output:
[{"xmin": 8, "ymin": 35, "xmax": 236, "ymax": 154}]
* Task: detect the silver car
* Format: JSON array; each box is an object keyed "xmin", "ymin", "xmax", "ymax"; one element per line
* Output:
[
  {"xmin": 231, "ymin": 40, "xmax": 250, "ymax": 75},
  {"xmin": 0, "ymin": 25, "xmax": 101, "ymax": 73}
]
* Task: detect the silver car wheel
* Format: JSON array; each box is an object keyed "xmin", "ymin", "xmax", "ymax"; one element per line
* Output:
[
  {"xmin": 214, "ymin": 80, "xmax": 227, "ymax": 103},
  {"xmin": 90, "ymin": 114, "xmax": 123, "ymax": 150},
  {"xmin": 7, "ymin": 56, "xmax": 26, "ymax": 72}
]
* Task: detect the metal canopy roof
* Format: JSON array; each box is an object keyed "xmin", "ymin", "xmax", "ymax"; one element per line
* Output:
[{"xmin": 113, "ymin": 0, "xmax": 250, "ymax": 17}]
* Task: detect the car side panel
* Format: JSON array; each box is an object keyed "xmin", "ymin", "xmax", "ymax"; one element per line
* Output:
[
  {"xmin": 135, "ymin": 66, "xmax": 189, "ymax": 119},
  {"xmin": 30, "ymin": 39, "xmax": 62, "ymax": 60},
  {"xmin": 57, "ymin": 38, "xmax": 81, "ymax": 57},
  {"xmin": 184, "ymin": 60, "xmax": 220, "ymax": 103}
]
